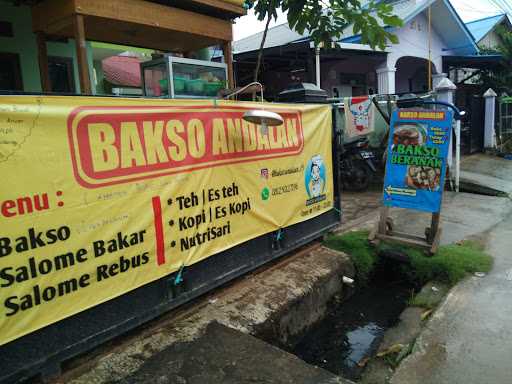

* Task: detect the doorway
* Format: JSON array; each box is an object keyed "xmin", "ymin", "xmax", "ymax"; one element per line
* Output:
[
  {"xmin": 48, "ymin": 56, "xmax": 76, "ymax": 93},
  {"xmin": 0, "ymin": 52, "xmax": 23, "ymax": 91}
]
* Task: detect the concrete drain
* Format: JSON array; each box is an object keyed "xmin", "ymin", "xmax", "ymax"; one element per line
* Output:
[{"xmin": 282, "ymin": 261, "xmax": 415, "ymax": 381}]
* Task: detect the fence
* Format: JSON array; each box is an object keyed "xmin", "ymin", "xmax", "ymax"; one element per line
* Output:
[{"xmin": 498, "ymin": 96, "xmax": 512, "ymax": 152}]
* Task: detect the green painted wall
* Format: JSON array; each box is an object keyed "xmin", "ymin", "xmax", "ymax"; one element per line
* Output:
[{"xmin": 0, "ymin": 1, "xmax": 94, "ymax": 93}]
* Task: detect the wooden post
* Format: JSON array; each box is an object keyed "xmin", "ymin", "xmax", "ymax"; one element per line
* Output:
[
  {"xmin": 73, "ymin": 14, "xmax": 92, "ymax": 94},
  {"xmin": 223, "ymin": 41, "xmax": 234, "ymax": 89},
  {"xmin": 36, "ymin": 32, "xmax": 51, "ymax": 93}
]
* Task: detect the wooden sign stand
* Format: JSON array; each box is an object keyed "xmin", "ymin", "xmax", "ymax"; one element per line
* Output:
[
  {"xmin": 368, "ymin": 155, "xmax": 449, "ymax": 255},
  {"xmin": 368, "ymin": 207, "xmax": 442, "ymax": 255},
  {"xmin": 367, "ymin": 102, "xmax": 458, "ymax": 255}
]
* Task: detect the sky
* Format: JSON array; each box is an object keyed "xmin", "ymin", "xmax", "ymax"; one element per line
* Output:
[{"xmin": 233, "ymin": 0, "xmax": 508, "ymax": 41}]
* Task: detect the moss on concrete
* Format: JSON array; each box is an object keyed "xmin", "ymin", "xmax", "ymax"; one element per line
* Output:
[
  {"xmin": 324, "ymin": 231, "xmax": 493, "ymax": 286},
  {"xmin": 324, "ymin": 230, "xmax": 378, "ymax": 284},
  {"xmin": 408, "ymin": 282, "xmax": 449, "ymax": 309}
]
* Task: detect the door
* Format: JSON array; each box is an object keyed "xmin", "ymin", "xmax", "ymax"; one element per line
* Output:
[
  {"xmin": 48, "ymin": 56, "xmax": 76, "ymax": 93},
  {"xmin": 0, "ymin": 52, "xmax": 23, "ymax": 91},
  {"xmin": 469, "ymin": 96, "xmax": 485, "ymax": 153}
]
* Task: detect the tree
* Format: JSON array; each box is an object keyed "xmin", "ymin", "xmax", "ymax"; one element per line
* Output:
[
  {"xmin": 246, "ymin": 0, "xmax": 403, "ymax": 83},
  {"xmin": 477, "ymin": 26, "xmax": 512, "ymax": 93}
]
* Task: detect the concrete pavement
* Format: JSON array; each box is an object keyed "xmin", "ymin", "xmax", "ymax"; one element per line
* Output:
[
  {"xmin": 391, "ymin": 191, "xmax": 512, "ymax": 245},
  {"xmin": 460, "ymin": 153, "xmax": 512, "ymax": 196},
  {"xmin": 58, "ymin": 246, "xmax": 354, "ymax": 384},
  {"xmin": 111, "ymin": 322, "xmax": 351, "ymax": 384},
  {"xmin": 391, "ymin": 202, "xmax": 512, "ymax": 384}
]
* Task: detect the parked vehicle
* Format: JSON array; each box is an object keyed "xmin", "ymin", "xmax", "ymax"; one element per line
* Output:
[{"xmin": 340, "ymin": 136, "xmax": 377, "ymax": 191}]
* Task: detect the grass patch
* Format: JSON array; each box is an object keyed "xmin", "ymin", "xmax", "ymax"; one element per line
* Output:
[
  {"xmin": 325, "ymin": 231, "xmax": 493, "ymax": 286},
  {"xmin": 406, "ymin": 241, "xmax": 492, "ymax": 285},
  {"xmin": 409, "ymin": 295, "xmax": 436, "ymax": 308},
  {"xmin": 324, "ymin": 230, "xmax": 377, "ymax": 284}
]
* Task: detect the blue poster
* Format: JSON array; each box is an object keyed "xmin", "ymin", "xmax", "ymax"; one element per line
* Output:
[{"xmin": 383, "ymin": 109, "xmax": 453, "ymax": 213}]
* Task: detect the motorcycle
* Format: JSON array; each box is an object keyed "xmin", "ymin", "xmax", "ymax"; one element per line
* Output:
[{"xmin": 339, "ymin": 137, "xmax": 377, "ymax": 191}]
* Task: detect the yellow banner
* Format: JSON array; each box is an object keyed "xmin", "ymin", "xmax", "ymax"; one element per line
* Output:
[{"xmin": 0, "ymin": 96, "xmax": 333, "ymax": 345}]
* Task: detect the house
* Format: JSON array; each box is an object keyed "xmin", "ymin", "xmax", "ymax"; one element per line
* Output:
[
  {"xmin": 466, "ymin": 13, "xmax": 512, "ymax": 50},
  {"xmin": 445, "ymin": 14, "xmax": 512, "ymax": 119},
  {"xmin": 0, "ymin": 0, "xmax": 245, "ymax": 95},
  {"xmin": 233, "ymin": 0, "xmax": 479, "ymax": 99}
]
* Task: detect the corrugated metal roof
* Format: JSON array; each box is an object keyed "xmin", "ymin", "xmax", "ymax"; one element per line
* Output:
[
  {"xmin": 233, "ymin": 23, "xmax": 306, "ymax": 54},
  {"xmin": 466, "ymin": 14, "xmax": 506, "ymax": 42}
]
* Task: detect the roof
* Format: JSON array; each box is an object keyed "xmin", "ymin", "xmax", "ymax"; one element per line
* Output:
[
  {"xmin": 341, "ymin": 0, "xmax": 436, "ymax": 42},
  {"xmin": 443, "ymin": 54, "xmax": 503, "ymax": 69},
  {"xmin": 234, "ymin": 0, "xmax": 477, "ymax": 55},
  {"xmin": 466, "ymin": 14, "xmax": 507, "ymax": 42},
  {"xmin": 233, "ymin": 23, "xmax": 306, "ymax": 54}
]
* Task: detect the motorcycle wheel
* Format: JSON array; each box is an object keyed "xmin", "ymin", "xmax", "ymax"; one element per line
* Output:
[{"xmin": 350, "ymin": 160, "xmax": 372, "ymax": 191}]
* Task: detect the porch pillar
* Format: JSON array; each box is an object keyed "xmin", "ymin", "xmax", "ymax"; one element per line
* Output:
[
  {"xmin": 484, "ymin": 88, "xmax": 498, "ymax": 149},
  {"xmin": 36, "ymin": 32, "xmax": 51, "ymax": 92},
  {"xmin": 222, "ymin": 41, "xmax": 234, "ymax": 89},
  {"xmin": 73, "ymin": 14, "xmax": 92, "ymax": 94},
  {"xmin": 315, "ymin": 47, "xmax": 321, "ymax": 88},
  {"xmin": 432, "ymin": 73, "xmax": 447, "ymax": 90},
  {"xmin": 376, "ymin": 67, "xmax": 396, "ymax": 95},
  {"xmin": 435, "ymin": 77, "xmax": 458, "ymax": 191}
]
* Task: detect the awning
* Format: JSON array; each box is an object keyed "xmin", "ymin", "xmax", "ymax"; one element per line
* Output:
[
  {"xmin": 443, "ymin": 54, "xmax": 503, "ymax": 70},
  {"xmin": 32, "ymin": 0, "xmax": 240, "ymax": 52}
]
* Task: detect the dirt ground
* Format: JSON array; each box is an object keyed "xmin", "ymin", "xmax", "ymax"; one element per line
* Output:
[{"xmin": 340, "ymin": 188, "xmax": 382, "ymax": 225}]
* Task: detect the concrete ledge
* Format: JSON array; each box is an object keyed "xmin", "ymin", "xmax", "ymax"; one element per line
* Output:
[
  {"xmin": 60, "ymin": 246, "xmax": 354, "ymax": 384},
  {"xmin": 110, "ymin": 322, "xmax": 353, "ymax": 384}
]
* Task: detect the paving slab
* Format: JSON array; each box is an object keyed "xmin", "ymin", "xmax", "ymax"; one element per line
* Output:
[{"xmin": 109, "ymin": 321, "xmax": 353, "ymax": 384}]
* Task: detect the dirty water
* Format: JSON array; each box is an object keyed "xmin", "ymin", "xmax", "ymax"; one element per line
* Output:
[{"xmin": 290, "ymin": 262, "xmax": 414, "ymax": 381}]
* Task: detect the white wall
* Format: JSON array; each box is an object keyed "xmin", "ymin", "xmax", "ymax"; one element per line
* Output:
[
  {"xmin": 386, "ymin": 12, "xmax": 454, "ymax": 74},
  {"xmin": 479, "ymin": 29, "xmax": 502, "ymax": 50}
]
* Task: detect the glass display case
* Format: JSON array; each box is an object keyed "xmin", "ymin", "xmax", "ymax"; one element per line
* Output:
[{"xmin": 141, "ymin": 56, "xmax": 227, "ymax": 98}]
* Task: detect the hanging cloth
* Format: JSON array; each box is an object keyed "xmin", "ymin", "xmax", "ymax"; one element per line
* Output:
[{"xmin": 344, "ymin": 96, "xmax": 376, "ymax": 138}]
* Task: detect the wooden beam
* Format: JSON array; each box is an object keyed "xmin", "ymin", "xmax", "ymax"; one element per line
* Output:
[
  {"xmin": 74, "ymin": 0, "xmax": 232, "ymax": 42},
  {"xmin": 223, "ymin": 41, "xmax": 234, "ymax": 89},
  {"xmin": 73, "ymin": 14, "xmax": 92, "ymax": 94},
  {"xmin": 82, "ymin": 17, "xmax": 222, "ymax": 53},
  {"xmin": 32, "ymin": 0, "xmax": 75, "ymax": 33},
  {"xmin": 192, "ymin": 0, "xmax": 245, "ymax": 14},
  {"xmin": 36, "ymin": 33, "xmax": 51, "ymax": 92},
  {"xmin": 184, "ymin": 0, "xmax": 246, "ymax": 15}
]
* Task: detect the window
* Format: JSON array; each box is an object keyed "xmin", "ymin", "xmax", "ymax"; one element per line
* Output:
[
  {"xmin": 0, "ymin": 21, "xmax": 13, "ymax": 38},
  {"xmin": 48, "ymin": 56, "xmax": 76, "ymax": 94},
  {"xmin": 0, "ymin": 53, "xmax": 23, "ymax": 91}
]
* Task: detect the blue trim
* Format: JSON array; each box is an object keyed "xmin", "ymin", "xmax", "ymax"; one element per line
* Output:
[
  {"xmin": 340, "ymin": 0, "xmax": 477, "ymax": 54},
  {"xmin": 466, "ymin": 14, "xmax": 505, "ymax": 42},
  {"xmin": 340, "ymin": 26, "xmax": 394, "ymax": 43},
  {"xmin": 442, "ymin": 0, "xmax": 479, "ymax": 54},
  {"xmin": 466, "ymin": 13, "xmax": 505, "ymax": 27}
]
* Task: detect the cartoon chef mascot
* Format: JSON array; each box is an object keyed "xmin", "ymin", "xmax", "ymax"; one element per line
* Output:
[{"xmin": 308, "ymin": 155, "xmax": 325, "ymax": 197}]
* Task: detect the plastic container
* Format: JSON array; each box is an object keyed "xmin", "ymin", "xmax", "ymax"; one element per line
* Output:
[
  {"xmin": 158, "ymin": 78, "xmax": 168, "ymax": 95},
  {"xmin": 173, "ymin": 76, "xmax": 186, "ymax": 94},
  {"xmin": 186, "ymin": 79, "xmax": 205, "ymax": 95},
  {"xmin": 204, "ymin": 81, "xmax": 223, "ymax": 96}
]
